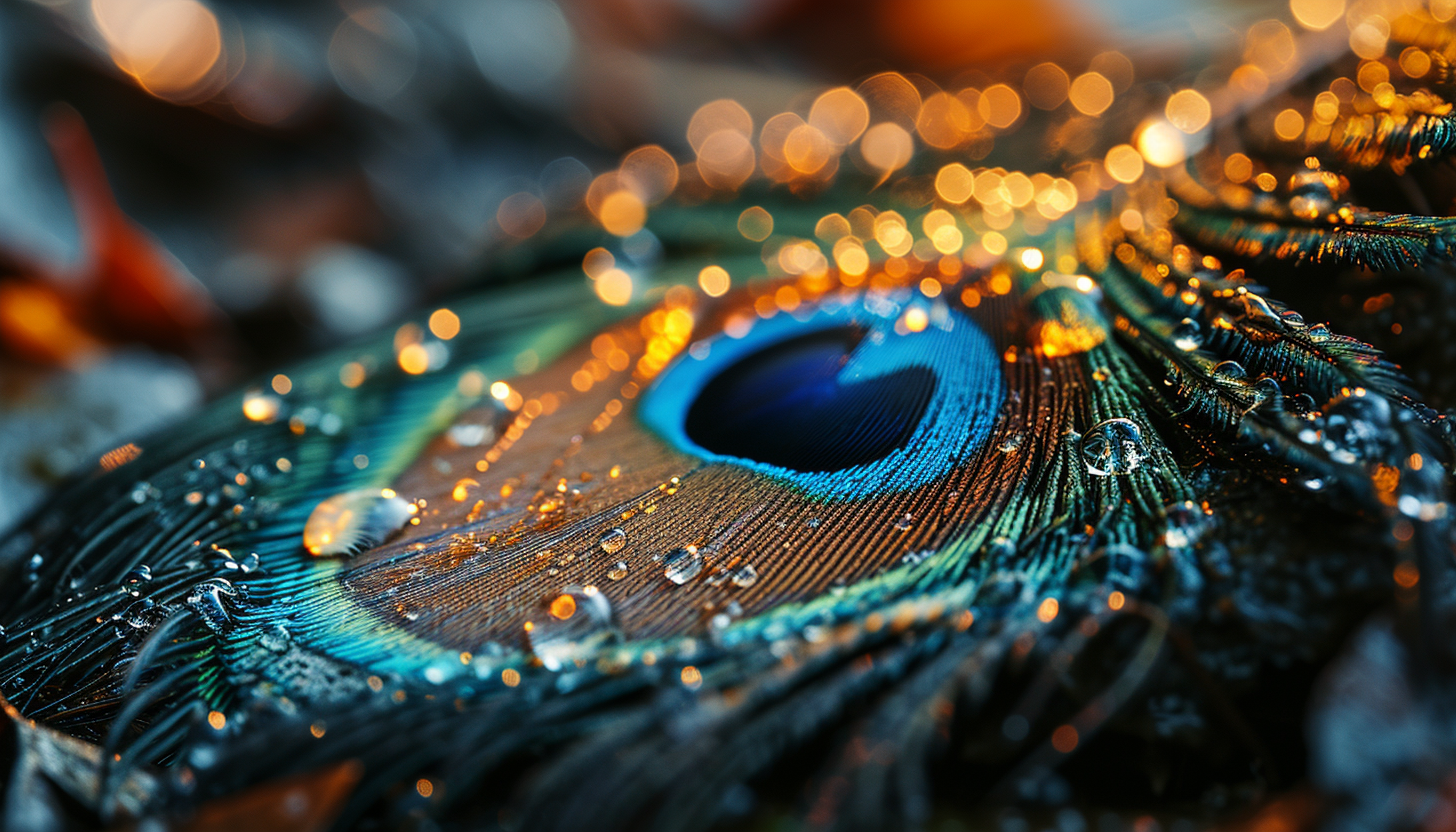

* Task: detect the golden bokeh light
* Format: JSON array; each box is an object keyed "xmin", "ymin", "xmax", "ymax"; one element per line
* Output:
[
  {"xmin": 1136, "ymin": 119, "xmax": 1188, "ymax": 167},
  {"xmin": 784, "ymin": 124, "xmax": 832, "ymax": 174},
  {"xmin": 737, "ymin": 206, "xmax": 774, "ymax": 241},
  {"xmin": 598, "ymin": 190, "xmax": 646, "ymax": 237},
  {"xmin": 808, "ymin": 87, "xmax": 871, "ymax": 146},
  {"xmin": 1224, "ymin": 152, "xmax": 1253, "ymax": 182},
  {"xmin": 686, "ymin": 99, "xmax": 753, "ymax": 153},
  {"xmin": 1104, "ymin": 144, "xmax": 1145, "ymax": 183},
  {"xmin": 1273, "ymin": 108, "xmax": 1306, "ymax": 140},
  {"xmin": 916, "ymin": 92, "xmax": 976, "ymax": 149},
  {"xmin": 1290, "ymin": 0, "xmax": 1345, "ymax": 30},
  {"xmin": 1023, "ymin": 62, "xmax": 1070, "ymax": 110},
  {"xmin": 397, "ymin": 343, "xmax": 429, "ymax": 375},
  {"xmin": 698, "ymin": 265, "xmax": 730, "ymax": 297},
  {"xmin": 91, "ymin": 0, "xmax": 222, "ymax": 99},
  {"xmin": 1068, "ymin": 72, "xmax": 1114, "ymax": 116},
  {"xmin": 595, "ymin": 268, "xmax": 633, "ymax": 306},
  {"xmin": 1165, "ymin": 89, "xmax": 1211, "ymax": 133},
  {"xmin": 696, "ymin": 129, "xmax": 756, "ymax": 190},
  {"xmin": 620, "ymin": 145, "xmax": 679, "ymax": 205},
  {"xmin": 428, "ymin": 308, "xmax": 460, "ymax": 340},
  {"xmin": 860, "ymin": 122, "xmax": 914, "ymax": 174},
  {"xmin": 858, "ymin": 72, "xmax": 921, "ymax": 128},
  {"xmin": 978, "ymin": 84, "xmax": 1022, "ymax": 129},
  {"xmin": 1400, "ymin": 46, "xmax": 1432, "ymax": 78},
  {"xmin": 935, "ymin": 163, "xmax": 975, "ymax": 204}
]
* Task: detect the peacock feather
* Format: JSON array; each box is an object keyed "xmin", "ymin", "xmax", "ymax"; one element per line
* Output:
[{"xmin": 2, "ymin": 4, "xmax": 1456, "ymax": 831}]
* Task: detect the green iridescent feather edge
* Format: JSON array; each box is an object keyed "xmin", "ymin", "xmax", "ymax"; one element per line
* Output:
[{"xmin": 0, "ymin": 173, "xmax": 1454, "ymax": 831}]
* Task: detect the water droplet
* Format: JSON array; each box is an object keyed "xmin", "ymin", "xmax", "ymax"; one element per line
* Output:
[
  {"xmin": 1163, "ymin": 502, "xmax": 1207, "ymax": 549},
  {"xmin": 303, "ymin": 489, "xmax": 418, "ymax": 557},
  {"xmin": 528, "ymin": 585, "xmax": 614, "ymax": 671},
  {"xmin": 1212, "ymin": 361, "xmax": 1247, "ymax": 382},
  {"xmin": 1250, "ymin": 376, "xmax": 1282, "ymax": 410},
  {"xmin": 1080, "ymin": 418, "xmax": 1147, "ymax": 476},
  {"xmin": 894, "ymin": 514, "xmax": 914, "ymax": 531},
  {"xmin": 1171, "ymin": 318, "xmax": 1202, "ymax": 351},
  {"xmin": 730, "ymin": 564, "xmax": 758, "ymax": 588},
  {"xmin": 1324, "ymin": 391, "xmax": 1393, "ymax": 461},
  {"xmin": 664, "ymin": 548, "xmax": 704, "ymax": 585},
  {"xmin": 124, "ymin": 565, "xmax": 152, "ymax": 584},
  {"xmin": 598, "ymin": 528, "xmax": 628, "ymax": 555},
  {"xmin": 607, "ymin": 562, "xmax": 628, "ymax": 581},
  {"xmin": 258, "ymin": 625, "xmax": 292, "ymax": 653},
  {"xmin": 1290, "ymin": 393, "xmax": 1318, "ymax": 415},
  {"xmin": 185, "ymin": 578, "xmax": 237, "ymax": 633},
  {"xmin": 998, "ymin": 433, "xmax": 1024, "ymax": 453},
  {"xmin": 447, "ymin": 422, "xmax": 494, "ymax": 447}
]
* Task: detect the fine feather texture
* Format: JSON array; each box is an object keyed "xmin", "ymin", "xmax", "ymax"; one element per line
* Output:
[{"xmin": 3, "ymin": 5, "xmax": 1456, "ymax": 832}]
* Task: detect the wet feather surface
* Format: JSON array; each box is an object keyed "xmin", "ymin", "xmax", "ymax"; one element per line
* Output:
[{"xmin": 3, "ymin": 5, "xmax": 1456, "ymax": 831}]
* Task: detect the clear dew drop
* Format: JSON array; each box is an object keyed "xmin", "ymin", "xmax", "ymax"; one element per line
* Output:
[
  {"xmin": 1212, "ymin": 360, "xmax": 1247, "ymax": 382},
  {"xmin": 1080, "ymin": 418, "xmax": 1147, "ymax": 476},
  {"xmin": 1162, "ymin": 501, "xmax": 1208, "ymax": 549},
  {"xmin": 527, "ymin": 585, "xmax": 614, "ymax": 671},
  {"xmin": 894, "ymin": 513, "xmax": 914, "ymax": 532},
  {"xmin": 185, "ymin": 578, "xmax": 237, "ymax": 633},
  {"xmin": 1171, "ymin": 318, "xmax": 1202, "ymax": 351},
  {"xmin": 447, "ymin": 422, "xmax": 493, "ymax": 448},
  {"xmin": 998, "ymin": 433, "xmax": 1024, "ymax": 453},
  {"xmin": 730, "ymin": 563, "xmax": 758, "ymax": 588},
  {"xmin": 258, "ymin": 624, "xmax": 292, "ymax": 653},
  {"xmin": 664, "ymin": 548, "xmax": 704, "ymax": 585},
  {"xmin": 1323, "ymin": 391, "xmax": 1393, "ymax": 462},
  {"xmin": 303, "ymin": 489, "xmax": 418, "ymax": 557},
  {"xmin": 124, "ymin": 565, "xmax": 152, "ymax": 584},
  {"xmin": 1250, "ymin": 376, "xmax": 1282, "ymax": 410},
  {"xmin": 607, "ymin": 562, "xmax": 628, "ymax": 581},
  {"xmin": 598, "ymin": 528, "xmax": 628, "ymax": 555}
]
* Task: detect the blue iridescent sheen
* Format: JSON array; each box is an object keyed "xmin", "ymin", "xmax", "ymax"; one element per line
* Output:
[{"xmin": 640, "ymin": 292, "xmax": 1003, "ymax": 498}]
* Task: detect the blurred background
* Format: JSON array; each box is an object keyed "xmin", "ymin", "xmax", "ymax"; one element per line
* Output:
[{"xmin": 0, "ymin": 0, "xmax": 1280, "ymax": 529}]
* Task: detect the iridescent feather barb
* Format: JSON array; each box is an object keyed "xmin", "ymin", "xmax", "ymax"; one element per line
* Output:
[{"xmin": 4, "ymin": 4, "xmax": 1456, "ymax": 831}]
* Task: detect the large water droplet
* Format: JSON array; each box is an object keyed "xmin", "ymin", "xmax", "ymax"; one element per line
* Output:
[
  {"xmin": 185, "ymin": 578, "xmax": 237, "ymax": 633},
  {"xmin": 1080, "ymin": 418, "xmax": 1147, "ymax": 476},
  {"xmin": 1171, "ymin": 318, "xmax": 1202, "ymax": 351},
  {"xmin": 1212, "ymin": 361, "xmax": 1247, "ymax": 382},
  {"xmin": 1324, "ymin": 391, "xmax": 1393, "ymax": 461},
  {"xmin": 730, "ymin": 563, "xmax": 758, "ymax": 588},
  {"xmin": 528, "ymin": 585, "xmax": 614, "ymax": 671},
  {"xmin": 1250, "ymin": 377, "xmax": 1282, "ymax": 410},
  {"xmin": 607, "ymin": 562, "xmax": 628, "ymax": 581},
  {"xmin": 598, "ymin": 528, "xmax": 628, "ymax": 555},
  {"xmin": 303, "ymin": 489, "xmax": 418, "ymax": 557},
  {"xmin": 664, "ymin": 548, "xmax": 704, "ymax": 585},
  {"xmin": 447, "ymin": 422, "xmax": 494, "ymax": 448},
  {"xmin": 1163, "ymin": 501, "xmax": 1208, "ymax": 549}
]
